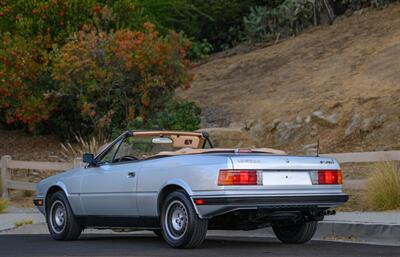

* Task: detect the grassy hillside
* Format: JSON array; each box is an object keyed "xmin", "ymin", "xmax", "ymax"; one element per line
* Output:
[{"xmin": 181, "ymin": 4, "xmax": 400, "ymax": 153}]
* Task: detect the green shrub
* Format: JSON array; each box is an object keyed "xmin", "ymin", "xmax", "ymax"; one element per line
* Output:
[
  {"xmin": 0, "ymin": 198, "xmax": 8, "ymax": 213},
  {"xmin": 0, "ymin": 0, "xmax": 98, "ymax": 44},
  {"xmin": 51, "ymin": 23, "xmax": 194, "ymax": 139},
  {"xmin": 1, "ymin": 1, "xmax": 203, "ymax": 137},
  {"xmin": 113, "ymin": 0, "xmax": 199, "ymax": 33},
  {"xmin": 243, "ymin": 0, "xmax": 314, "ymax": 43},
  {"xmin": 187, "ymin": 39, "xmax": 214, "ymax": 60},
  {"xmin": 149, "ymin": 101, "xmax": 201, "ymax": 131},
  {"xmin": 365, "ymin": 162, "xmax": 400, "ymax": 210},
  {"xmin": 0, "ymin": 0, "xmax": 200, "ymax": 43},
  {"xmin": 183, "ymin": 0, "xmax": 266, "ymax": 50},
  {"xmin": 243, "ymin": 6, "xmax": 270, "ymax": 43}
]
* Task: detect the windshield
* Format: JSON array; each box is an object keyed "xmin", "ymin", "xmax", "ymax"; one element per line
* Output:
[
  {"xmin": 115, "ymin": 136, "xmax": 182, "ymax": 160},
  {"xmin": 95, "ymin": 131, "xmax": 209, "ymax": 163}
]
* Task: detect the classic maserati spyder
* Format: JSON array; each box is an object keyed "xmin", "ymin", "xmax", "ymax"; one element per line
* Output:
[{"xmin": 34, "ymin": 130, "xmax": 348, "ymax": 248}]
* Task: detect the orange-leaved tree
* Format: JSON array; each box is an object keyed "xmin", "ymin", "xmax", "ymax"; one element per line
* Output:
[
  {"xmin": 51, "ymin": 23, "xmax": 193, "ymax": 137},
  {"xmin": 0, "ymin": 33, "xmax": 54, "ymax": 131}
]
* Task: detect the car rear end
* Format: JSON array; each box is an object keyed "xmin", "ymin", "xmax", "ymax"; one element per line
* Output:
[{"xmin": 191, "ymin": 153, "xmax": 348, "ymax": 235}]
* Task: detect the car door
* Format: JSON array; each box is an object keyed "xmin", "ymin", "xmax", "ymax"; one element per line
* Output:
[{"xmin": 80, "ymin": 137, "xmax": 141, "ymax": 216}]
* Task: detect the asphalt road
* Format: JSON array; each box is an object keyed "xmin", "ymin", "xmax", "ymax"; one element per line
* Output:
[{"xmin": 0, "ymin": 234, "xmax": 398, "ymax": 257}]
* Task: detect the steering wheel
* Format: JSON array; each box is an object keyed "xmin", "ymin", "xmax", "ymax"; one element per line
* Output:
[{"xmin": 113, "ymin": 156, "xmax": 138, "ymax": 163}]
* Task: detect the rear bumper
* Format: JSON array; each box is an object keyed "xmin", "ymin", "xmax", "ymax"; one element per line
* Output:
[{"xmin": 192, "ymin": 194, "xmax": 349, "ymax": 218}]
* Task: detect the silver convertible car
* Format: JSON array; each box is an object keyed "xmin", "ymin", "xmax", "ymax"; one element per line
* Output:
[{"xmin": 34, "ymin": 130, "xmax": 348, "ymax": 248}]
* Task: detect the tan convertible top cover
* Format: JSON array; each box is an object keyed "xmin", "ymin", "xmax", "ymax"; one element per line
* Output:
[
  {"xmin": 156, "ymin": 148, "xmax": 286, "ymax": 156},
  {"xmin": 131, "ymin": 130, "xmax": 286, "ymax": 156}
]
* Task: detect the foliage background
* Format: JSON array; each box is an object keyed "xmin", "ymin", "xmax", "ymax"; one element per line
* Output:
[
  {"xmin": 0, "ymin": 0, "xmax": 398, "ymax": 139},
  {"xmin": 0, "ymin": 0, "xmax": 202, "ymax": 139}
]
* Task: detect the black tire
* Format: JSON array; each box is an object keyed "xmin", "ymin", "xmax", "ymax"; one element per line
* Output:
[
  {"xmin": 161, "ymin": 190, "xmax": 208, "ymax": 248},
  {"xmin": 46, "ymin": 191, "xmax": 82, "ymax": 241},
  {"xmin": 153, "ymin": 229, "xmax": 163, "ymax": 237},
  {"xmin": 273, "ymin": 221, "xmax": 318, "ymax": 244}
]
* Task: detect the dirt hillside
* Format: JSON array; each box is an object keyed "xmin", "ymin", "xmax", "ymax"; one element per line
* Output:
[
  {"xmin": 180, "ymin": 5, "xmax": 400, "ymax": 154},
  {"xmin": 0, "ymin": 129, "xmax": 63, "ymax": 161}
]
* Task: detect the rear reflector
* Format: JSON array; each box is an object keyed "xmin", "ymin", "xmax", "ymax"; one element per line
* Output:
[
  {"xmin": 317, "ymin": 170, "xmax": 343, "ymax": 185},
  {"xmin": 33, "ymin": 199, "xmax": 43, "ymax": 206},
  {"xmin": 194, "ymin": 199, "xmax": 205, "ymax": 205},
  {"xmin": 218, "ymin": 170, "xmax": 260, "ymax": 186}
]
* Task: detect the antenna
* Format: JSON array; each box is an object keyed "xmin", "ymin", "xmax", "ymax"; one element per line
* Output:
[{"xmin": 316, "ymin": 138, "xmax": 320, "ymax": 157}]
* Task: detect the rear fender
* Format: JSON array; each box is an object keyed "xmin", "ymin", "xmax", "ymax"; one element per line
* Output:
[
  {"xmin": 162, "ymin": 179, "xmax": 194, "ymax": 196},
  {"xmin": 160, "ymin": 179, "xmax": 204, "ymax": 218}
]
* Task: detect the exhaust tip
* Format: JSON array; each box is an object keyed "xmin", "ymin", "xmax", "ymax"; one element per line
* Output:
[{"xmin": 324, "ymin": 209, "xmax": 336, "ymax": 216}]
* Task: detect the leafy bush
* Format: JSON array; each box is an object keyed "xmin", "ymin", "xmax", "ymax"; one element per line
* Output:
[
  {"xmin": 365, "ymin": 162, "xmax": 400, "ymax": 210},
  {"xmin": 149, "ymin": 101, "xmax": 201, "ymax": 130},
  {"xmin": 0, "ymin": 33, "xmax": 54, "ymax": 131},
  {"xmin": 0, "ymin": 0, "xmax": 200, "ymax": 43},
  {"xmin": 51, "ymin": 23, "xmax": 195, "ymax": 138},
  {"xmin": 243, "ymin": 0, "xmax": 314, "ymax": 43},
  {"xmin": 1, "ymin": 0, "xmax": 203, "ymax": 137},
  {"xmin": 243, "ymin": 6, "xmax": 270, "ymax": 43},
  {"xmin": 183, "ymin": 0, "xmax": 271, "ymax": 50},
  {"xmin": 187, "ymin": 39, "xmax": 214, "ymax": 60},
  {"xmin": 0, "ymin": 0, "xmax": 97, "ymax": 44},
  {"xmin": 113, "ymin": 0, "xmax": 199, "ymax": 33}
]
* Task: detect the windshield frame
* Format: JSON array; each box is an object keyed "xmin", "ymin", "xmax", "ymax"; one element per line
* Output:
[{"xmin": 93, "ymin": 130, "xmax": 211, "ymax": 164}]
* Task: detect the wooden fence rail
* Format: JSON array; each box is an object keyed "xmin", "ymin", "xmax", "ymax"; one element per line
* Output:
[
  {"xmin": 1, "ymin": 155, "xmax": 82, "ymax": 199},
  {"xmin": 1, "ymin": 150, "xmax": 400, "ymax": 199},
  {"xmin": 320, "ymin": 150, "xmax": 400, "ymax": 163}
]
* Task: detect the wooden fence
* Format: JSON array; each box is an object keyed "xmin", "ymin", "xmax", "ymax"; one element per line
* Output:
[
  {"xmin": 320, "ymin": 150, "xmax": 400, "ymax": 163},
  {"xmin": 1, "ymin": 155, "xmax": 82, "ymax": 199},
  {"xmin": 1, "ymin": 150, "xmax": 400, "ymax": 199}
]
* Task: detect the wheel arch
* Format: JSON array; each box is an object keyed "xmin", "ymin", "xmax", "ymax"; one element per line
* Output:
[
  {"xmin": 45, "ymin": 182, "xmax": 69, "ymax": 210},
  {"xmin": 157, "ymin": 179, "xmax": 195, "ymax": 216}
]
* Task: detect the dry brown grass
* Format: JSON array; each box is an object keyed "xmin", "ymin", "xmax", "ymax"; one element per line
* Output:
[
  {"xmin": 15, "ymin": 219, "xmax": 33, "ymax": 228},
  {"xmin": 22, "ymin": 190, "xmax": 33, "ymax": 197},
  {"xmin": 60, "ymin": 135, "xmax": 108, "ymax": 161},
  {"xmin": 364, "ymin": 162, "xmax": 400, "ymax": 211},
  {"xmin": 0, "ymin": 198, "xmax": 9, "ymax": 213}
]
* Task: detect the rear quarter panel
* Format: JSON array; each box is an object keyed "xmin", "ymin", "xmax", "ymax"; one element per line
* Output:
[
  {"xmin": 137, "ymin": 154, "xmax": 344, "ymax": 217},
  {"xmin": 137, "ymin": 155, "xmax": 232, "ymax": 216}
]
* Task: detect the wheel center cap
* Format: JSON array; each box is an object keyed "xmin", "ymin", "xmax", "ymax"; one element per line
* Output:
[{"xmin": 171, "ymin": 208, "xmax": 185, "ymax": 231}]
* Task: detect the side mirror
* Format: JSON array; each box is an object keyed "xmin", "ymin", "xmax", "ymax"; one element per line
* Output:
[{"xmin": 83, "ymin": 153, "xmax": 95, "ymax": 165}]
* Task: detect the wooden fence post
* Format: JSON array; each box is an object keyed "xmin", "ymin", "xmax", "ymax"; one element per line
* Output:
[{"xmin": 1, "ymin": 155, "xmax": 11, "ymax": 199}]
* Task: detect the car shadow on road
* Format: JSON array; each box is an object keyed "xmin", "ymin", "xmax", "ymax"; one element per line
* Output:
[{"xmin": 0, "ymin": 234, "xmax": 398, "ymax": 257}]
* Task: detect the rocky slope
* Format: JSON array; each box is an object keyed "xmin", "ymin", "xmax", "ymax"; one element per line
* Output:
[{"xmin": 181, "ymin": 5, "xmax": 400, "ymax": 154}]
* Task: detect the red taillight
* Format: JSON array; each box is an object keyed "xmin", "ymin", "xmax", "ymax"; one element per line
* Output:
[
  {"xmin": 318, "ymin": 170, "xmax": 343, "ymax": 184},
  {"xmin": 218, "ymin": 170, "xmax": 259, "ymax": 186}
]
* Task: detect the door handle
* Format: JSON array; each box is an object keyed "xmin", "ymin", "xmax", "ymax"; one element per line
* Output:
[{"xmin": 127, "ymin": 172, "xmax": 136, "ymax": 178}]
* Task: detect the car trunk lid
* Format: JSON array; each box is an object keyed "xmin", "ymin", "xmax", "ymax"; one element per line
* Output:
[
  {"xmin": 230, "ymin": 155, "xmax": 338, "ymax": 170},
  {"xmin": 228, "ymin": 155, "xmax": 340, "ymax": 187}
]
